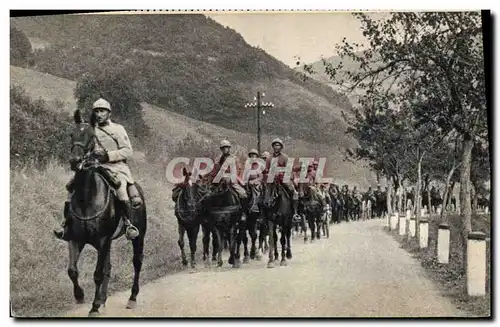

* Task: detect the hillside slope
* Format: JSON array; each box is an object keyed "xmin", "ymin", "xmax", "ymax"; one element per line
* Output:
[
  {"xmin": 10, "ymin": 65, "xmax": 374, "ymax": 186},
  {"xmin": 11, "ymin": 13, "xmax": 352, "ymax": 145}
]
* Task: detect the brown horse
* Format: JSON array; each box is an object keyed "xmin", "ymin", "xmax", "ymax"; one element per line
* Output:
[{"xmin": 65, "ymin": 109, "xmax": 147, "ymax": 316}]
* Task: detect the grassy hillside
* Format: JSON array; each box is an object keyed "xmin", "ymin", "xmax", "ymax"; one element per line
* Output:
[{"xmin": 11, "ymin": 13, "xmax": 353, "ymax": 145}]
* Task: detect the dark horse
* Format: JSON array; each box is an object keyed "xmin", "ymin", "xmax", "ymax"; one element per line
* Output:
[
  {"xmin": 261, "ymin": 182, "xmax": 293, "ymax": 268},
  {"xmin": 240, "ymin": 183, "xmax": 264, "ymax": 261},
  {"xmin": 203, "ymin": 179, "xmax": 244, "ymax": 268},
  {"xmin": 301, "ymin": 185, "xmax": 324, "ymax": 242},
  {"xmin": 328, "ymin": 184, "xmax": 343, "ymax": 224},
  {"xmin": 174, "ymin": 168, "xmax": 210, "ymax": 269},
  {"xmin": 66, "ymin": 110, "xmax": 147, "ymax": 316}
]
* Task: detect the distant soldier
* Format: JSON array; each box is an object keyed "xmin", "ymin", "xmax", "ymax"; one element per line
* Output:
[
  {"xmin": 210, "ymin": 139, "xmax": 248, "ymax": 210},
  {"xmin": 263, "ymin": 138, "xmax": 299, "ymax": 216},
  {"xmin": 245, "ymin": 148, "xmax": 263, "ymax": 187}
]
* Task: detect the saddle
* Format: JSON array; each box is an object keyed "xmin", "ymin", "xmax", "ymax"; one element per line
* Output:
[{"xmin": 69, "ymin": 172, "xmax": 114, "ymax": 221}]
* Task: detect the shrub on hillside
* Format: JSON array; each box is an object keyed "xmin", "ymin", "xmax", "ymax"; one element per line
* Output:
[
  {"xmin": 10, "ymin": 27, "xmax": 32, "ymax": 67},
  {"xmin": 10, "ymin": 85, "xmax": 70, "ymax": 169}
]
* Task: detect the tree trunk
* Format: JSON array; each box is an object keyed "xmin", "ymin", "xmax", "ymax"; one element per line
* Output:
[
  {"xmin": 440, "ymin": 165, "xmax": 459, "ymax": 224},
  {"xmin": 471, "ymin": 183, "xmax": 477, "ymax": 214},
  {"xmin": 387, "ymin": 176, "xmax": 393, "ymax": 217},
  {"xmin": 415, "ymin": 152, "xmax": 423, "ymax": 241},
  {"xmin": 398, "ymin": 177, "xmax": 403, "ymax": 215},
  {"xmin": 427, "ymin": 188, "xmax": 431, "ymax": 215},
  {"xmin": 448, "ymin": 181, "xmax": 456, "ymax": 211},
  {"xmin": 457, "ymin": 136, "xmax": 474, "ymax": 274}
]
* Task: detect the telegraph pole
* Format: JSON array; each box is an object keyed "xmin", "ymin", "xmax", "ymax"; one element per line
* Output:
[{"xmin": 245, "ymin": 91, "xmax": 274, "ymax": 155}]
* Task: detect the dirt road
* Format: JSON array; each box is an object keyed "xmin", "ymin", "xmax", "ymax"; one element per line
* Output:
[{"xmin": 63, "ymin": 219, "xmax": 464, "ymax": 317}]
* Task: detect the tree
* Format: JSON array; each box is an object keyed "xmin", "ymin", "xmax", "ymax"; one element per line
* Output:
[
  {"xmin": 10, "ymin": 27, "xmax": 32, "ymax": 67},
  {"xmin": 74, "ymin": 53, "xmax": 149, "ymax": 139},
  {"xmin": 305, "ymin": 12, "xmax": 487, "ymax": 273}
]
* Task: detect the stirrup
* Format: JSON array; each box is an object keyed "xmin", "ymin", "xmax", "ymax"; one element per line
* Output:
[{"xmin": 125, "ymin": 225, "xmax": 140, "ymax": 240}]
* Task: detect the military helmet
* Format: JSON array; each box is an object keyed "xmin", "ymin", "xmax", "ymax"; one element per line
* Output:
[
  {"xmin": 220, "ymin": 139, "xmax": 231, "ymax": 148},
  {"xmin": 261, "ymin": 151, "xmax": 270, "ymax": 158},
  {"xmin": 93, "ymin": 98, "xmax": 111, "ymax": 111},
  {"xmin": 271, "ymin": 138, "xmax": 284, "ymax": 147},
  {"xmin": 248, "ymin": 148, "xmax": 259, "ymax": 156}
]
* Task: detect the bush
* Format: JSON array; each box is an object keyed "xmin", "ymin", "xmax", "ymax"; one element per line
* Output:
[
  {"xmin": 10, "ymin": 85, "xmax": 70, "ymax": 169},
  {"xmin": 10, "ymin": 27, "xmax": 32, "ymax": 67},
  {"xmin": 74, "ymin": 56, "xmax": 149, "ymax": 138}
]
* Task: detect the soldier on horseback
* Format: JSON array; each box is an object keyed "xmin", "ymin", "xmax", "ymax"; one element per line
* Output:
[
  {"xmin": 54, "ymin": 98, "xmax": 142, "ymax": 241},
  {"xmin": 263, "ymin": 138, "xmax": 299, "ymax": 216},
  {"xmin": 210, "ymin": 140, "xmax": 249, "ymax": 213}
]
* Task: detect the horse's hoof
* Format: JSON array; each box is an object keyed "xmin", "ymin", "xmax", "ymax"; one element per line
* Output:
[
  {"xmin": 304, "ymin": 238, "xmax": 308, "ymax": 243},
  {"xmin": 217, "ymin": 261, "xmax": 223, "ymax": 267},
  {"xmin": 280, "ymin": 260, "xmax": 288, "ymax": 267},
  {"xmin": 191, "ymin": 262, "xmax": 196, "ymax": 269},
  {"xmin": 243, "ymin": 256, "xmax": 250, "ymax": 264},
  {"xmin": 126, "ymin": 300, "xmax": 137, "ymax": 309},
  {"xmin": 233, "ymin": 260, "xmax": 241, "ymax": 269},
  {"xmin": 267, "ymin": 261, "xmax": 274, "ymax": 269},
  {"xmin": 88, "ymin": 311, "xmax": 101, "ymax": 317},
  {"xmin": 212, "ymin": 257, "xmax": 217, "ymax": 262},
  {"xmin": 182, "ymin": 259, "xmax": 188, "ymax": 266},
  {"xmin": 228, "ymin": 257, "xmax": 234, "ymax": 265},
  {"xmin": 250, "ymin": 253, "xmax": 256, "ymax": 260},
  {"xmin": 256, "ymin": 253, "xmax": 262, "ymax": 261},
  {"xmin": 75, "ymin": 297, "xmax": 85, "ymax": 304},
  {"xmin": 286, "ymin": 251, "xmax": 292, "ymax": 260}
]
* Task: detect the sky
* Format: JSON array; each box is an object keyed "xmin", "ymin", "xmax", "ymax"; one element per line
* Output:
[{"xmin": 207, "ymin": 12, "xmax": 378, "ymax": 67}]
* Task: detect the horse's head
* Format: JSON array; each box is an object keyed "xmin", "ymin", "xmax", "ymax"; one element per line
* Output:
[
  {"xmin": 70, "ymin": 109, "xmax": 95, "ymax": 168},
  {"xmin": 176, "ymin": 167, "xmax": 201, "ymax": 212}
]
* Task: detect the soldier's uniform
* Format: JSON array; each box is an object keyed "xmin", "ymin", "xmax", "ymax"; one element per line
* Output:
[
  {"xmin": 54, "ymin": 98, "xmax": 141, "ymax": 241},
  {"xmin": 244, "ymin": 148, "xmax": 263, "ymax": 187},
  {"xmin": 211, "ymin": 140, "xmax": 248, "ymax": 201},
  {"xmin": 263, "ymin": 138, "xmax": 298, "ymax": 214}
]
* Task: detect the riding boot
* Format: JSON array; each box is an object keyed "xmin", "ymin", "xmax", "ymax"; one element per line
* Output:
[
  {"xmin": 54, "ymin": 202, "xmax": 71, "ymax": 241},
  {"xmin": 119, "ymin": 200, "xmax": 140, "ymax": 240}
]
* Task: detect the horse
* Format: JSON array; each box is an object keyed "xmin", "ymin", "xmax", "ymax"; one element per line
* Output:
[
  {"xmin": 240, "ymin": 183, "xmax": 264, "ymax": 261},
  {"xmin": 374, "ymin": 190, "xmax": 387, "ymax": 218},
  {"xmin": 203, "ymin": 178, "xmax": 245, "ymax": 268},
  {"xmin": 292, "ymin": 201, "xmax": 308, "ymax": 243},
  {"xmin": 301, "ymin": 185, "xmax": 324, "ymax": 242},
  {"xmin": 328, "ymin": 184, "xmax": 342, "ymax": 224},
  {"xmin": 350, "ymin": 193, "xmax": 362, "ymax": 221},
  {"xmin": 261, "ymin": 181, "xmax": 293, "ymax": 268},
  {"xmin": 174, "ymin": 167, "xmax": 210, "ymax": 269},
  {"xmin": 340, "ymin": 189, "xmax": 351, "ymax": 222},
  {"xmin": 65, "ymin": 110, "xmax": 147, "ymax": 316}
]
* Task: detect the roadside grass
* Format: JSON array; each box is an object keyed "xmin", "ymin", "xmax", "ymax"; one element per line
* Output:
[{"xmin": 386, "ymin": 213, "xmax": 491, "ymax": 317}]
